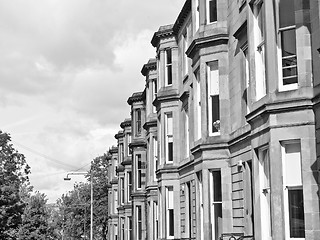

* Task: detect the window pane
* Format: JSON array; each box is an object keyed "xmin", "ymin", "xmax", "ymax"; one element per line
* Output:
[
  {"xmin": 209, "ymin": 0, "xmax": 217, "ymax": 22},
  {"xmin": 214, "ymin": 203, "xmax": 223, "ymax": 239},
  {"xmin": 166, "ymin": 49, "xmax": 172, "ymax": 64},
  {"xmin": 279, "ymin": 0, "xmax": 295, "ymax": 28},
  {"xmin": 284, "ymin": 143, "xmax": 302, "ymax": 186},
  {"xmin": 288, "ymin": 189, "xmax": 305, "ymax": 238},
  {"xmin": 211, "ymin": 95, "xmax": 220, "ymax": 132},
  {"xmin": 169, "ymin": 209, "xmax": 174, "ymax": 236},
  {"xmin": 167, "ymin": 66, "xmax": 172, "ymax": 85},
  {"xmin": 281, "ymin": 29, "xmax": 296, "ymax": 58},
  {"xmin": 212, "ymin": 171, "xmax": 222, "ymax": 201},
  {"xmin": 168, "ymin": 142, "xmax": 173, "ymax": 162}
]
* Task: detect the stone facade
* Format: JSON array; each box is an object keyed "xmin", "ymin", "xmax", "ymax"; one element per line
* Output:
[{"xmin": 106, "ymin": 0, "xmax": 320, "ymax": 239}]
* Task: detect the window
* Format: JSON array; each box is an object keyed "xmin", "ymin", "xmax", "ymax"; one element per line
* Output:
[
  {"xmin": 153, "ymin": 136, "xmax": 158, "ymax": 180},
  {"xmin": 119, "ymin": 143, "xmax": 124, "ymax": 162},
  {"xmin": 184, "ymin": 108, "xmax": 190, "ymax": 157},
  {"xmin": 127, "ymin": 217, "xmax": 132, "ymax": 240},
  {"xmin": 253, "ymin": 0, "xmax": 266, "ymax": 99},
  {"xmin": 120, "ymin": 177, "xmax": 125, "ymax": 204},
  {"xmin": 153, "ymin": 201, "xmax": 159, "ymax": 240},
  {"xmin": 114, "ymin": 189, "xmax": 118, "ymax": 213},
  {"xmin": 210, "ymin": 170, "xmax": 222, "ymax": 240},
  {"xmin": 127, "ymin": 171, "xmax": 132, "ymax": 201},
  {"xmin": 165, "ymin": 49, "xmax": 173, "ymax": 85},
  {"xmin": 207, "ymin": 61, "xmax": 220, "ymax": 135},
  {"xmin": 114, "ymin": 224, "xmax": 118, "ymax": 240},
  {"xmin": 136, "ymin": 206, "xmax": 142, "ymax": 240},
  {"xmin": 197, "ymin": 172, "xmax": 203, "ymax": 240},
  {"xmin": 153, "ymin": 79, "xmax": 157, "ymax": 113},
  {"xmin": 165, "ymin": 113, "xmax": 173, "ymax": 163},
  {"xmin": 195, "ymin": 69, "xmax": 201, "ymax": 140},
  {"xmin": 136, "ymin": 109, "xmax": 142, "ymax": 136},
  {"xmin": 197, "ymin": 172, "xmax": 204, "ymax": 240},
  {"xmin": 282, "ymin": 142, "xmax": 305, "ymax": 239},
  {"xmin": 166, "ymin": 187, "xmax": 174, "ymax": 238},
  {"xmin": 206, "ymin": 0, "xmax": 217, "ymax": 23},
  {"xmin": 258, "ymin": 147, "xmax": 271, "ymax": 239},
  {"xmin": 127, "ymin": 134, "xmax": 132, "ymax": 156},
  {"xmin": 136, "ymin": 154, "xmax": 142, "ymax": 189},
  {"xmin": 279, "ymin": 0, "xmax": 297, "ymax": 90},
  {"xmin": 182, "ymin": 32, "xmax": 188, "ymax": 76},
  {"xmin": 121, "ymin": 218, "xmax": 125, "ymax": 240},
  {"xmin": 195, "ymin": 0, "xmax": 200, "ymax": 31}
]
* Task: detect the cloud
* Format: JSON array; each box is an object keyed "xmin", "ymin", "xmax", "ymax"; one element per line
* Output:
[{"xmin": 0, "ymin": 0, "xmax": 185, "ymax": 203}]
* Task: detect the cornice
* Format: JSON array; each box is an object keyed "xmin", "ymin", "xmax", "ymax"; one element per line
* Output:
[
  {"xmin": 121, "ymin": 159, "xmax": 132, "ymax": 166},
  {"xmin": 151, "ymin": 24, "xmax": 174, "ymax": 48},
  {"xmin": 153, "ymin": 88, "xmax": 180, "ymax": 106},
  {"xmin": 120, "ymin": 118, "xmax": 131, "ymax": 129},
  {"xmin": 186, "ymin": 33, "xmax": 229, "ymax": 59},
  {"xmin": 109, "ymin": 146, "xmax": 118, "ymax": 154},
  {"xmin": 129, "ymin": 140, "xmax": 147, "ymax": 148},
  {"xmin": 143, "ymin": 118, "xmax": 157, "ymax": 130},
  {"xmin": 141, "ymin": 58, "xmax": 157, "ymax": 76},
  {"xmin": 127, "ymin": 91, "xmax": 145, "ymax": 105},
  {"xmin": 246, "ymin": 98, "xmax": 313, "ymax": 123},
  {"xmin": 114, "ymin": 130, "xmax": 124, "ymax": 139},
  {"xmin": 173, "ymin": 0, "xmax": 191, "ymax": 35}
]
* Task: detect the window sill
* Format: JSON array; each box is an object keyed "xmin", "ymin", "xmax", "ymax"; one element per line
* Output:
[{"xmin": 279, "ymin": 83, "xmax": 298, "ymax": 92}]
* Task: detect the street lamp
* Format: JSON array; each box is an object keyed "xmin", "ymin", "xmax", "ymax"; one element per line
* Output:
[{"xmin": 64, "ymin": 171, "xmax": 93, "ymax": 240}]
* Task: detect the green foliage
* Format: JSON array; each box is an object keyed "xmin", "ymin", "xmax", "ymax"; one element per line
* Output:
[
  {"xmin": 0, "ymin": 131, "xmax": 31, "ymax": 239},
  {"xmin": 57, "ymin": 154, "xmax": 109, "ymax": 240},
  {"xmin": 18, "ymin": 192, "xmax": 57, "ymax": 240}
]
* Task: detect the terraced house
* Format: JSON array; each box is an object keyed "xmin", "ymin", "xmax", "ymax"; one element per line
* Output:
[{"xmin": 107, "ymin": 0, "xmax": 320, "ymax": 239}]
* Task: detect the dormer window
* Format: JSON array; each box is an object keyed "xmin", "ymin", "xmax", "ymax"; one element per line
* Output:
[{"xmin": 165, "ymin": 49, "xmax": 173, "ymax": 86}]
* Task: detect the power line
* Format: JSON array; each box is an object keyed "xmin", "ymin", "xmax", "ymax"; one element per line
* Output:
[{"xmin": 12, "ymin": 140, "xmax": 78, "ymax": 170}]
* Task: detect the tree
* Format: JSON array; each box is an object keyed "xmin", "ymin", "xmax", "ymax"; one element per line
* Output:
[
  {"xmin": 56, "ymin": 154, "xmax": 109, "ymax": 240},
  {"xmin": 88, "ymin": 154, "xmax": 109, "ymax": 240},
  {"xmin": 0, "ymin": 131, "xmax": 31, "ymax": 239},
  {"xmin": 18, "ymin": 192, "xmax": 57, "ymax": 240}
]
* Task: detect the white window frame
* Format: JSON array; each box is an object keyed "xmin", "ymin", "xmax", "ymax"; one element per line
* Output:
[
  {"xmin": 195, "ymin": 0, "xmax": 200, "ymax": 31},
  {"xmin": 210, "ymin": 170, "xmax": 223, "ymax": 240},
  {"xmin": 136, "ymin": 206, "xmax": 142, "ymax": 240},
  {"xmin": 277, "ymin": 0, "xmax": 298, "ymax": 92},
  {"xmin": 253, "ymin": 0, "xmax": 267, "ymax": 100},
  {"xmin": 120, "ymin": 177, "xmax": 125, "ymax": 205},
  {"xmin": 127, "ymin": 133, "xmax": 132, "ymax": 156},
  {"xmin": 258, "ymin": 146, "xmax": 272, "ymax": 240},
  {"xmin": 197, "ymin": 172, "xmax": 204, "ymax": 240},
  {"xmin": 165, "ymin": 113, "xmax": 173, "ymax": 164},
  {"xmin": 207, "ymin": 61, "xmax": 220, "ymax": 136},
  {"xmin": 206, "ymin": 0, "xmax": 217, "ymax": 24},
  {"xmin": 165, "ymin": 49, "xmax": 173, "ymax": 86},
  {"xmin": 195, "ymin": 69, "xmax": 201, "ymax": 140},
  {"xmin": 114, "ymin": 189, "xmax": 118, "ymax": 213},
  {"xmin": 281, "ymin": 141, "xmax": 305, "ymax": 240},
  {"xmin": 127, "ymin": 216, "xmax": 132, "ymax": 240},
  {"xmin": 166, "ymin": 186, "xmax": 174, "ymax": 239},
  {"xmin": 153, "ymin": 136, "xmax": 158, "ymax": 181},
  {"xmin": 127, "ymin": 171, "xmax": 132, "ymax": 202},
  {"xmin": 136, "ymin": 154, "xmax": 142, "ymax": 189}
]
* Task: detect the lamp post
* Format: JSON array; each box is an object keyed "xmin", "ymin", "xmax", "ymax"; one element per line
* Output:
[{"xmin": 64, "ymin": 171, "xmax": 93, "ymax": 240}]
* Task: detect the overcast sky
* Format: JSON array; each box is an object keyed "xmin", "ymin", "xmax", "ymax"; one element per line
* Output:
[{"xmin": 0, "ymin": 0, "xmax": 184, "ymax": 203}]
